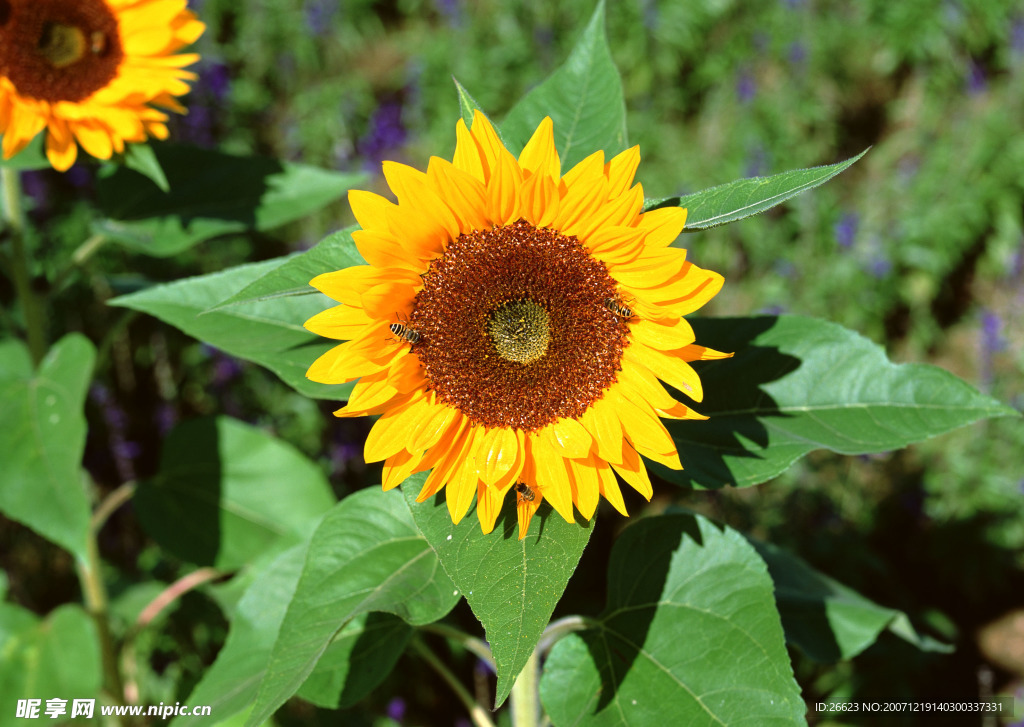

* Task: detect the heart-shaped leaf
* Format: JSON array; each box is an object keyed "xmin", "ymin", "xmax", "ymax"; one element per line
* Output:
[
  {"xmin": 540, "ymin": 512, "xmax": 804, "ymax": 726},
  {"xmin": 403, "ymin": 479, "xmax": 593, "ymax": 707},
  {"xmin": 0, "ymin": 335, "xmax": 94, "ymax": 562}
]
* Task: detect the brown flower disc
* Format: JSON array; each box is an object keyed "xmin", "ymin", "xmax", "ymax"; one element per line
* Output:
[
  {"xmin": 0, "ymin": 0, "xmax": 124, "ymax": 103},
  {"xmin": 410, "ymin": 219, "xmax": 631, "ymax": 431}
]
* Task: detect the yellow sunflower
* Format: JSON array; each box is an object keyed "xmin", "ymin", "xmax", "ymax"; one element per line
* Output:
[
  {"xmin": 306, "ymin": 112, "xmax": 729, "ymax": 538},
  {"xmin": 0, "ymin": 0, "xmax": 204, "ymax": 171}
]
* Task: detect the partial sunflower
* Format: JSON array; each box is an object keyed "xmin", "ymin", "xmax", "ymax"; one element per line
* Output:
[
  {"xmin": 306, "ymin": 112, "xmax": 730, "ymax": 538},
  {"xmin": 0, "ymin": 0, "xmax": 204, "ymax": 171}
]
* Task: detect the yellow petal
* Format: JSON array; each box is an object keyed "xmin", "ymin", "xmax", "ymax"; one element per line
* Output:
[
  {"xmin": 518, "ymin": 116, "xmax": 561, "ymax": 181},
  {"xmin": 579, "ymin": 399, "xmax": 624, "ymax": 464},
  {"xmin": 364, "ymin": 394, "xmax": 434, "ymax": 462},
  {"xmin": 546, "ymin": 417, "xmax": 592, "ymax": 459},
  {"xmin": 566, "ymin": 457, "xmax": 600, "ymax": 520},
  {"xmin": 625, "ymin": 343, "xmax": 704, "ymax": 402},
  {"xmin": 530, "ymin": 436, "xmax": 575, "ymax": 523},
  {"xmin": 612, "ymin": 444, "xmax": 653, "ymax": 500}
]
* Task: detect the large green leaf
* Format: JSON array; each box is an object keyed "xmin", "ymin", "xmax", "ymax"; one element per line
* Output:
[
  {"xmin": 645, "ymin": 150, "xmax": 868, "ymax": 230},
  {"xmin": 108, "ymin": 257, "xmax": 352, "ymax": 400},
  {"xmin": 501, "ymin": 0, "xmax": 627, "ymax": 168},
  {"xmin": 655, "ymin": 316, "xmax": 1018, "ymax": 489},
  {"xmin": 540, "ymin": 513, "xmax": 803, "ymax": 726},
  {"xmin": 210, "ymin": 227, "xmax": 363, "ymax": 309},
  {"xmin": 134, "ymin": 416, "xmax": 335, "ymax": 569},
  {"xmin": 94, "ymin": 144, "xmax": 366, "ymax": 256},
  {"xmin": 173, "ymin": 544, "xmax": 308, "ymax": 727},
  {"xmin": 0, "ymin": 335, "xmax": 94, "ymax": 562},
  {"xmin": 246, "ymin": 487, "xmax": 459, "ymax": 727},
  {"xmin": 750, "ymin": 539, "xmax": 951, "ymax": 662},
  {"xmin": 296, "ymin": 612, "xmax": 412, "ymax": 709},
  {"xmin": 403, "ymin": 477, "xmax": 593, "ymax": 708},
  {"xmin": 0, "ymin": 605, "xmax": 101, "ymax": 725}
]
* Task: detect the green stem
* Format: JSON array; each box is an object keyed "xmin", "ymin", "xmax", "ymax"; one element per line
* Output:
[
  {"xmin": 76, "ymin": 534, "xmax": 125, "ymax": 706},
  {"xmin": 411, "ymin": 637, "xmax": 496, "ymax": 727},
  {"xmin": 537, "ymin": 614, "xmax": 598, "ymax": 658},
  {"xmin": 420, "ymin": 622, "xmax": 495, "ymax": 671},
  {"xmin": 509, "ymin": 648, "xmax": 539, "ymax": 727},
  {"xmin": 1, "ymin": 166, "xmax": 46, "ymax": 364},
  {"xmin": 52, "ymin": 232, "xmax": 109, "ymax": 293}
]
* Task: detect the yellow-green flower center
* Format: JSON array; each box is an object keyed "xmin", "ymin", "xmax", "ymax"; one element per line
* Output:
[{"xmin": 488, "ymin": 300, "xmax": 551, "ymax": 364}]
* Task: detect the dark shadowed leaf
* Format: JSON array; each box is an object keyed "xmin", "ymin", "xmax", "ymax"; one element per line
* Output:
[
  {"xmin": 403, "ymin": 477, "xmax": 593, "ymax": 708},
  {"xmin": 109, "ymin": 258, "xmax": 353, "ymax": 400},
  {"xmin": 645, "ymin": 149, "xmax": 868, "ymax": 230},
  {"xmin": 0, "ymin": 335, "xmax": 94, "ymax": 562},
  {"xmin": 134, "ymin": 416, "xmax": 335, "ymax": 569},
  {"xmin": 297, "ymin": 613, "xmax": 412, "ymax": 709},
  {"xmin": 246, "ymin": 487, "xmax": 459, "ymax": 727},
  {"xmin": 654, "ymin": 316, "xmax": 1018, "ymax": 489},
  {"xmin": 751, "ymin": 539, "xmax": 952, "ymax": 661},
  {"xmin": 121, "ymin": 143, "xmax": 170, "ymax": 192},
  {"xmin": 540, "ymin": 513, "xmax": 803, "ymax": 726},
  {"xmin": 501, "ymin": 0, "xmax": 627, "ymax": 168},
  {"xmin": 94, "ymin": 144, "xmax": 365, "ymax": 256}
]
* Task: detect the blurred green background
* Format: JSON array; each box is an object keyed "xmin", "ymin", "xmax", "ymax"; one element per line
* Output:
[{"xmin": 3, "ymin": 0, "xmax": 1022, "ymax": 724}]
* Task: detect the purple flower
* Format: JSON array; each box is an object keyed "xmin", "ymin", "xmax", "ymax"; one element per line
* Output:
[
  {"xmin": 966, "ymin": 60, "xmax": 987, "ymax": 94},
  {"xmin": 386, "ymin": 697, "xmax": 406, "ymax": 723},
  {"xmin": 834, "ymin": 212, "xmax": 858, "ymax": 249},
  {"xmin": 744, "ymin": 145, "xmax": 768, "ymax": 178},
  {"xmin": 1011, "ymin": 17, "xmax": 1024, "ymax": 56},
  {"xmin": 736, "ymin": 70, "xmax": 756, "ymax": 103},
  {"xmin": 434, "ymin": 0, "xmax": 463, "ymax": 28},
  {"xmin": 641, "ymin": 0, "xmax": 659, "ymax": 30},
  {"xmin": 788, "ymin": 41, "xmax": 807, "ymax": 68},
  {"xmin": 305, "ymin": 0, "xmax": 337, "ymax": 36},
  {"xmin": 358, "ymin": 100, "xmax": 408, "ymax": 166},
  {"xmin": 90, "ymin": 383, "xmax": 137, "ymax": 483},
  {"xmin": 981, "ymin": 310, "xmax": 1006, "ymax": 354}
]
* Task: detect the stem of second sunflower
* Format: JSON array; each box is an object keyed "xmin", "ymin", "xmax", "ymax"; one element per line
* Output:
[
  {"xmin": 509, "ymin": 648, "xmax": 540, "ymax": 727},
  {"xmin": 1, "ymin": 166, "xmax": 47, "ymax": 364}
]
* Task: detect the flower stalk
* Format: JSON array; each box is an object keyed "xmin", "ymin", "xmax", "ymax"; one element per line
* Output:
[
  {"xmin": 509, "ymin": 648, "xmax": 540, "ymax": 727},
  {"xmin": 1, "ymin": 166, "xmax": 46, "ymax": 365}
]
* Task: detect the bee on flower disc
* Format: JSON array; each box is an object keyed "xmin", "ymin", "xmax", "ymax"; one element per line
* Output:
[
  {"xmin": 604, "ymin": 296, "xmax": 634, "ymax": 319},
  {"xmin": 388, "ymin": 315, "xmax": 420, "ymax": 345}
]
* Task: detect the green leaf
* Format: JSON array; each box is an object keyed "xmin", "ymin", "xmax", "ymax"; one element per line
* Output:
[
  {"xmin": 750, "ymin": 539, "xmax": 952, "ymax": 662},
  {"xmin": 296, "ymin": 612, "xmax": 412, "ymax": 709},
  {"xmin": 0, "ymin": 134, "xmax": 50, "ymax": 170},
  {"xmin": 94, "ymin": 144, "xmax": 366, "ymax": 256},
  {"xmin": 134, "ymin": 416, "xmax": 335, "ymax": 569},
  {"xmin": 540, "ymin": 513, "xmax": 804, "ymax": 726},
  {"xmin": 453, "ymin": 77, "xmax": 494, "ymax": 136},
  {"xmin": 0, "ymin": 605, "xmax": 101, "ymax": 721},
  {"xmin": 210, "ymin": 227, "xmax": 364, "ymax": 309},
  {"xmin": 246, "ymin": 487, "xmax": 459, "ymax": 727},
  {"xmin": 121, "ymin": 143, "xmax": 170, "ymax": 193},
  {"xmin": 173, "ymin": 544, "xmax": 309, "ymax": 727},
  {"xmin": 501, "ymin": 0, "xmax": 627, "ymax": 168},
  {"xmin": 645, "ymin": 150, "xmax": 868, "ymax": 230},
  {"xmin": 402, "ymin": 477, "xmax": 593, "ymax": 708},
  {"xmin": 109, "ymin": 257, "xmax": 353, "ymax": 400},
  {"xmin": 0, "ymin": 335, "xmax": 94, "ymax": 562},
  {"xmin": 655, "ymin": 316, "xmax": 1019, "ymax": 489}
]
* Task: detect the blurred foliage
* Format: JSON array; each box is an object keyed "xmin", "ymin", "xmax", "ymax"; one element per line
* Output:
[{"xmin": 2, "ymin": 0, "xmax": 1023, "ymax": 724}]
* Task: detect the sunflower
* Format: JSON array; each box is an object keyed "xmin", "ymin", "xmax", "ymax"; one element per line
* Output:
[
  {"xmin": 0, "ymin": 0, "xmax": 204, "ymax": 171},
  {"xmin": 306, "ymin": 112, "xmax": 729, "ymax": 538}
]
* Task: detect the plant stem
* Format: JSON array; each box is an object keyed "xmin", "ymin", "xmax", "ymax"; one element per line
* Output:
[
  {"xmin": 411, "ymin": 637, "xmax": 496, "ymax": 727},
  {"xmin": 420, "ymin": 622, "xmax": 495, "ymax": 671},
  {"xmin": 52, "ymin": 232, "xmax": 109, "ymax": 293},
  {"xmin": 537, "ymin": 614, "xmax": 598, "ymax": 658},
  {"xmin": 91, "ymin": 483, "xmax": 136, "ymax": 532},
  {"xmin": 509, "ymin": 648, "xmax": 539, "ymax": 727},
  {"xmin": 122, "ymin": 567, "xmax": 223, "ymax": 704},
  {"xmin": 76, "ymin": 533, "xmax": 125, "ymax": 706},
  {"xmin": 1, "ymin": 166, "xmax": 46, "ymax": 364}
]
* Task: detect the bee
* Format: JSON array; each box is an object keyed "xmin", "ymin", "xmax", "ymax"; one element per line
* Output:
[
  {"xmin": 90, "ymin": 31, "xmax": 107, "ymax": 56},
  {"xmin": 388, "ymin": 320, "xmax": 420, "ymax": 345},
  {"xmin": 515, "ymin": 482, "xmax": 536, "ymax": 503},
  {"xmin": 604, "ymin": 296, "xmax": 634, "ymax": 319}
]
